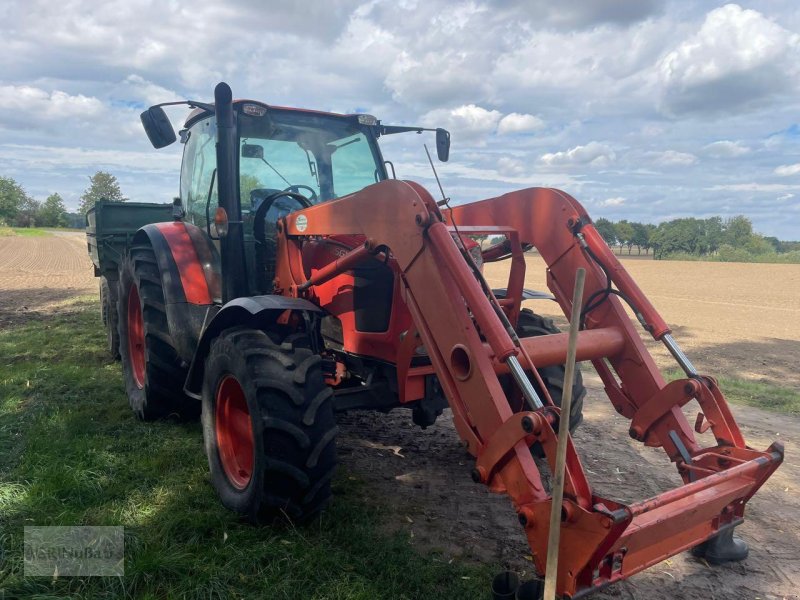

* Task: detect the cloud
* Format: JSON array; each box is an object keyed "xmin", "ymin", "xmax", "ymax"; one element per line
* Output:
[
  {"xmin": 496, "ymin": 157, "xmax": 526, "ymax": 177},
  {"xmin": 0, "ymin": 85, "xmax": 104, "ymax": 124},
  {"xmin": 599, "ymin": 196, "xmax": 626, "ymax": 207},
  {"xmin": 420, "ymin": 104, "xmax": 502, "ymax": 144},
  {"xmin": 702, "ymin": 140, "xmax": 750, "ymax": 158},
  {"xmin": 541, "ymin": 142, "xmax": 616, "ymax": 167},
  {"xmin": 647, "ymin": 150, "xmax": 697, "ymax": 166},
  {"xmin": 709, "ymin": 183, "xmax": 800, "ymax": 192},
  {"xmin": 497, "ymin": 113, "xmax": 545, "ymax": 135},
  {"xmin": 774, "ymin": 163, "xmax": 800, "ymax": 176},
  {"xmin": 657, "ymin": 4, "xmax": 800, "ymax": 115}
]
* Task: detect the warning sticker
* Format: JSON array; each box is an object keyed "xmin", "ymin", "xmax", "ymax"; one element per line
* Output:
[{"xmin": 296, "ymin": 214, "xmax": 308, "ymax": 232}]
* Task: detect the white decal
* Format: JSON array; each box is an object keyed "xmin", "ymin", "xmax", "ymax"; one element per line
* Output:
[{"xmin": 296, "ymin": 214, "xmax": 308, "ymax": 232}]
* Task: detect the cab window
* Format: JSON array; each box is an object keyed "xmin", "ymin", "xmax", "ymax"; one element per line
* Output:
[{"xmin": 180, "ymin": 117, "xmax": 217, "ymax": 228}]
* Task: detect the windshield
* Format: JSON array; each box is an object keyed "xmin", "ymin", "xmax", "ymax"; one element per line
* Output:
[{"xmin": 238, "ymin": 108, "xmax": 385, "ymax": 211}]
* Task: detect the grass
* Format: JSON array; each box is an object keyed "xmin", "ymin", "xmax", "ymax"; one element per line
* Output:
[
  {"xmin": 665, "ymin": 369, "xmax": 800, "ymax": 414},
  {"xmin": 0, "ymin": 226, "xmax": 14, "ymax": 237},
  {"xmin": 0, "ymin": 298, "xmax": 491, "ymax": 599},
  {"xmin": 11, "ymin": 228, "xmax": 50, "ymax": 237}
]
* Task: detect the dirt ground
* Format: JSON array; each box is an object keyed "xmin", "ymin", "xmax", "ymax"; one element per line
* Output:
[
  {"xmin": 0, "ymin": 231, "xmax": 97, "ymax": 326},
  {"xmin": 1, "ymin": 233, "xmax": 797, "ymax": 599}
]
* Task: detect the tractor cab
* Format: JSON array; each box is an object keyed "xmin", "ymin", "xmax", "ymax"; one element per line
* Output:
[{"xmin": 142, "ymin": 93, "xmax": 449, "ymax": 298}]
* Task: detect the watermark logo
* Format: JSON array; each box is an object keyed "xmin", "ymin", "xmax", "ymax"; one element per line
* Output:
[{"xmin": 24, "ymin": 526, "xmax": 124, "ymax": 577}]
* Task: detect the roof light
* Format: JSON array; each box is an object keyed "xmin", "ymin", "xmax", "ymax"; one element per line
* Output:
[
  {"xmin": 356, "ymin": 114, "xmax": 378, "ymax": 126},
  {"xmin": 242, "ymin": 103, "xmax": 267, "ymax": 117}
]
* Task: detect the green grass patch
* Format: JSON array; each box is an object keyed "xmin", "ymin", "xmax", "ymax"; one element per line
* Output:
[
  {"xmin": 665, "ymin": 369, "xmax": 800, "ymax": 414},
  {"xmin": 0, "ymin": 299, "xmax": 491, "ymax": 599},
  {"xmin": 10, "ymin": 227, "xmax": 50, "ymax": 237},
  {"xmin": 0, "ymin": 226, "xmax": 15, "ymax": 237}
]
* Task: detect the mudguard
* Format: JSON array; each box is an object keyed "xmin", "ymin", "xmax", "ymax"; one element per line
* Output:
[
  {"xmin": 183, "ymin": 295, "xmax": 322, "ymax": 399},
  {"xmin": 131, "ymin": 221, "xmax": 221, "ymax": 361}
]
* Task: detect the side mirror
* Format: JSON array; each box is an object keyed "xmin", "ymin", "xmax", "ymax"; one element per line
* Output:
[
  {"xmin": 436, "ymin": 128, "xmax": 450, "ymax": 162},
  {"xmin": 140, "ymin": 106, "xmax": 176, "ymax": 149},
  {"xmin": 242, "ymin": 144, "xmax": 264, "ymax": 159}
]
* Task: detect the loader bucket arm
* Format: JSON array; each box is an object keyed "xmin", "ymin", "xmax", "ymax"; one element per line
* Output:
[{"xmin": 274, "ymin": 181, "xmax": 782, "ymax": 598}]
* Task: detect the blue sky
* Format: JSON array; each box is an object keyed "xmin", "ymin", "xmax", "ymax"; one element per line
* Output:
[{"xmin": 1, "ymin": 0, "xmax": 798, "ymax": 239}]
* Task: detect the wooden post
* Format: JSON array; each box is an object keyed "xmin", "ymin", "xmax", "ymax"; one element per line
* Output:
[{"xmin": 543, "ymin": 267, "xmax": 586, "ymax": 600}]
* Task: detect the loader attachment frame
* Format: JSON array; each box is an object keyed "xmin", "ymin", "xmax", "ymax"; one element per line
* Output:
[{"xmin": 273, "ymin": 180, "xmax": 782, "ymax": 598}]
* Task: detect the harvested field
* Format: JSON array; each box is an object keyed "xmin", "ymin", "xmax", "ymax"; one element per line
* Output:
[
  {"xmin": 0, "ymin": 234, "xmax": 797, "ymax": 599},
  {"xmin": 484, "ymin": 255, "xmax": 800, "ymax": 392},
  {"xmin": 0, "ymin": 231, "xmax": 96, "ymax": 327}
]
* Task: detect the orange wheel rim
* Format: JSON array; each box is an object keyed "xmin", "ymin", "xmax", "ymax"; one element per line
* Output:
[{"xmin": 215, "ymin": 375, "xmax": 254, "ymax": 489}]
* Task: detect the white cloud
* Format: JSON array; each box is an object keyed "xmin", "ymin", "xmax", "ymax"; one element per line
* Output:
[
  {"xmin": 647, "ymin": 150, "xmax": 697, "ymax": 166},
  {"xmin": 496, "ymin": 157, "xmax": 526, "ymax": 177},
  {"xmin": 774, "ymin": 163, "xmax": 800, "ymax": 177},
  {"xmin": 541, "ymin": 142, "xmax": 616, "ymax": 167},
  {"xmin": 709, "ymin": 183, "xmax": 800, "ymax": 192},
  {"xmin": 420, "ymin": 104, "xmax": 502, "ymax": 144},
  {"xmin": 702, "ymin": 140, "xmax": 750, "ymax": 158},
  {"xmin": 497, "ymin": 113, "xmax": 544, "ymax": 135},
  {"xmin": 0, "ymin": 85, "xmax": 104, "ymax": 123},
  {"xmin": 657, "ymin": 4, "xmax": 800, "ymax": 114},
  {"xmin": 599, "ymin": 196, "xmax": 626, "ymax": 207}
]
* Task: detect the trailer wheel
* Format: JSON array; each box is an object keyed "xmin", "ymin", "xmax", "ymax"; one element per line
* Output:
[
  {"xmin": 516, "ymin": 308, "xmax": 585, "ymax": 432},
  {"xmin": 117, "ymin": 244, "xmax": 194, "ymax": 420},
  {"xmin": 100, "ymin": 276, "xmax": 120, "ymax": 360},
  {"xmin": 201, "ymin": 327, "xmax": 338, "ymax": 523}
]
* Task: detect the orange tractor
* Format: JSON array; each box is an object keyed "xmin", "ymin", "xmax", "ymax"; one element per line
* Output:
[{"xmin": 94, "ymin": 82, "xmax": 782, "ymax": 598}]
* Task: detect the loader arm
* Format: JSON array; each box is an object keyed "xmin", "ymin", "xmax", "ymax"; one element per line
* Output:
[{"xmin": 273, "ymin": 180, "xmax": 782, "ymax": 598}]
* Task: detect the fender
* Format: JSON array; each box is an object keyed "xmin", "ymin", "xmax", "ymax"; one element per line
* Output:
[
  {"xmin": 132, "ymin": 221, "xmax": 221, "ymax": 361},
  {"xmin": 183, "ymin": 295, "xmax": 322, "ymax": 398}
]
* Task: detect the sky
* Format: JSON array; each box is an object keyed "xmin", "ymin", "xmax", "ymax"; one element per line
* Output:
[{"xmin": 1, "ymin": 0, "xmax": 798, "ymax": 239}]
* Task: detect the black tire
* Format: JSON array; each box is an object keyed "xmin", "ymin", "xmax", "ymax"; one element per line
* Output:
[
  {"xmin": 516, "ymin": 308, "xmax": 585, "ymax": 432},
  {"xmin": 117, "ymin": 243, "xmax": 195, "ymax": 420},
  {"xmin": 100, "ymin": 276, "xmax": 120, "ymax": 360},
  {"xmin": 201, "ymin": 327, "xmax": 338, "ymax": 523}
]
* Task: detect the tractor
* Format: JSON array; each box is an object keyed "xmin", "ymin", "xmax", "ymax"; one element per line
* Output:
[{"xmin": 87, "ymin": 82, "xmax": 782, "ymax": 598}]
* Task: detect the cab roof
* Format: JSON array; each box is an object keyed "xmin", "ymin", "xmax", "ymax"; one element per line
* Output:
[{"xmin": 183, "ymin": 99, "xmax": 364, "ymax": 129}]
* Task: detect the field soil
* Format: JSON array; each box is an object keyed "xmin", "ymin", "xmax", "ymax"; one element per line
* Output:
[{"xmin": 1, "ymin": 234, "xmax": 797, "ymax": 599}]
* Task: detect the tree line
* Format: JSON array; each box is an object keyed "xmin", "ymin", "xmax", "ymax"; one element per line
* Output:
[
  {"xmin": 591, "ymin": 216, "xmax": 799, "ymax": 262},
  {"xmin": 0, "ymin": 171, "xmax": 127, "ymax": 229}
]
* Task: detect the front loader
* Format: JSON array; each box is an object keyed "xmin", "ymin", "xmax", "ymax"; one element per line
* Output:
[{"xmin": 94, "ymin": 81, "xmax": 781, "ymax": 598}]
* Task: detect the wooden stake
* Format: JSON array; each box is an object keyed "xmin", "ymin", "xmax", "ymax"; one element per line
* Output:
[{"xmin": 543, "ymin": 267, "xmax": 586, "ymax": 600}]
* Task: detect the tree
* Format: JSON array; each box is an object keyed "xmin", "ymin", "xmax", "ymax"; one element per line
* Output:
[
  {"xmin": 79, "ymin": 171, "xmax": 127, "ymax": 214},
  {"xmin": 38, "ymin": 193, "xmax": 69, "ymax": 227},
  {"xmin": 0, "ymin": 176, "xmax": 28, "ymax": 225},
  {"xmin": 630, "ymin": 222, "xmax": 649, "ymax": 255},
  {"xmin": 615, "ymin": 220, "xmax": 634, "ymax": 254},
  {"xmin": 15, "ymin": 196, "xmax": 41, "ymax": 227},
  {"xmin": 723, "ymin": 215, "xmax": 753, "ymax": 248},
  {"xmin": 594, "ymin": 218, "xmax": 617, "ymax": 247}
]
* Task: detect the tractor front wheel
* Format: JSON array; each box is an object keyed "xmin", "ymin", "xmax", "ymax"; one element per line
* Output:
[
  {"xmin": 201, "ymin": 328, "xmax": 338, "ymax": 523},
  {"xmin": 516, "ymin": 308, "xmax": 586, "ymax": 432}
]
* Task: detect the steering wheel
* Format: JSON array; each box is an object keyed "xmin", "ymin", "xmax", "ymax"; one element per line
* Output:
[
  {"xmin": 283, "ymin": 184, "xmax": 318, "ymax": 204},
  {"xmin": 253, "ymin": 191, "xmax": 313, "ymax": 245}
]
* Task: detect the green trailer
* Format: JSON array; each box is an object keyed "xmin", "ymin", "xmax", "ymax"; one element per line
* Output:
[{"xmin": 86, "ymin": 200, "xmax": 173, "ymax": 357}]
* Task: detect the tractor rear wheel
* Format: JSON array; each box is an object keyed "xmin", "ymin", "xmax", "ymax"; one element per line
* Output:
[
  {"xmin": 516, "ymin": 308, "xmax": 585, "ymax": 432},
  {"xmin": 100, "ymin": 276, "xmax": 119, "ymax": 359},
  {"xmin": 117, "ymin": 243, "xmax": 194, "ymax": 420},
  {"xmin": 201, "ymin": 327, "xmax": 338, "ymax": 523}
]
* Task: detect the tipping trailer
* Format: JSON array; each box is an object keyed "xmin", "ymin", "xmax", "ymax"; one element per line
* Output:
[
  {"xmin": 88, "ymin": 82, "xmax": 782, "ymax": 598},
  {"xmin": 87, "ymin": 200, "xmax": 173, "ymax": 358}
]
